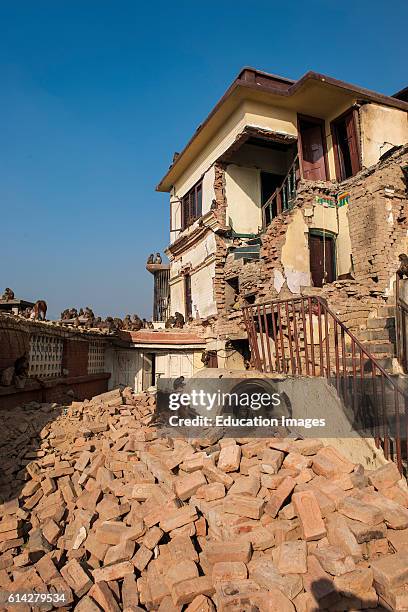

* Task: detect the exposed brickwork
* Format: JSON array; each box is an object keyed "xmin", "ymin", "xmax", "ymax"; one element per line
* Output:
[
  {"xmin": 213, "ymin": 162, "xmax": 227, "ymax": 226},
  {"xmin": 346, "ymin": 148, "xmax": 408, "ymax": 292},
  {"xmin": 62, "ymin": 339, "xmax": 89, "ymax": 378},
  {"xmin": 201, "ymin": 146, "xmax": 408, "ymax": 356}
]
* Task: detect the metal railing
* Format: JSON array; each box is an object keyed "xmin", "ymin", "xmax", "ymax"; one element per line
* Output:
[
  {"xmin": 396, "ymin": 274, "xmax": 408, "ymax": 373},
  {"xmin": 262, "ymin": 155, "xmax": 300, "ymax": 228},
  {"xmin": 242, "ymin": 296, "xmax": 408, "ymax": 473}
]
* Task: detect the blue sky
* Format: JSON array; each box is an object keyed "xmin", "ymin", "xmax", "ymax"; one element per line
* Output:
[{"xmin": 1, "ymin": 1, "xmax": 407, "ymax": 319}]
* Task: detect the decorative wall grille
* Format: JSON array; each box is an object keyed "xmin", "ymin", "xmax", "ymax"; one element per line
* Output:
[
  {"xmin": 28, "ymin": 334, "xmax": 63, "ymax": 379},
  {"xmin": 88, "ymin": 341, "xmax": 106, "ymax": 374}
]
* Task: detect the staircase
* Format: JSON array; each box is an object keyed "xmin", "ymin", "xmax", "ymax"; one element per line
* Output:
[
  {"xmin": 242, "ymin": 296, "xmax": 408, "ymax": 473},
  {"xmin": 358, "ymin": 304, "xmax": 397, "ymax": 372}
]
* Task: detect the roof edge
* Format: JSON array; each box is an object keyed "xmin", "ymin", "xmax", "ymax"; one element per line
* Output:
[{"xmin": 156, "ymin": 68, "xmax": 408, "ymax": 192}]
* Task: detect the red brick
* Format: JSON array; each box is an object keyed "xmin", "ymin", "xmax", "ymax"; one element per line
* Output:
[
  {"xmin": 292, "ymin": 490, "xmax": 326, "ymax": 541},
  {"xmin": 264, "ymin": 476, "xmax": 295, "ymax": 518}
]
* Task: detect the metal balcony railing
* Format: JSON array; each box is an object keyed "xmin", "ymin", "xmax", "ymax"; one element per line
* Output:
[{"xmin": 262, "ymin": 155, "xmax": 300, "ymax": 228}]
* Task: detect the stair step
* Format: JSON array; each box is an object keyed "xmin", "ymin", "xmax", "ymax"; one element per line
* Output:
[
  {"xmin": 376, "ymin": 305, "xmax": 396, "ymax": 317},
  {"xmin": 366, "ymin": 317, "xmax": 395, "ymax": 329},
  {"xmin": 358, "ymin": 329, "xmax": 396, "ymax": 342}
]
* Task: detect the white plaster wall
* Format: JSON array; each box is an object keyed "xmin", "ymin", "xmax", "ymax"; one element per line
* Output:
[
  {"xmin": 202, "ymin": 165, "xmax": 215, "ymax": 216},
  {"xmin": 169, "ymin": 278, "xmax": 185, "ymax": 316},
  {"xmin": 170, "ymin": 259, "xmax": 216, "ymax": 319},
  {"xmin": 171, "ymin": 232, "xmax": 216, "ymax": 276},
  {"xmin": 225, "ymin": 165, "xmax": 262, "ymax": 234},
  {"xmin": 360, "ymin": 103, "xmax": 408, "ymax": 168},
  {"xmin": 190, "ymin": 262, "xmax": 217, "ymax": 318}
]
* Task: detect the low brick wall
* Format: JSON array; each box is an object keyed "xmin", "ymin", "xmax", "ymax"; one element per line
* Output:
[{"xmin": 0, "ymin": 373, "xmax": 110, "ymax": 409}]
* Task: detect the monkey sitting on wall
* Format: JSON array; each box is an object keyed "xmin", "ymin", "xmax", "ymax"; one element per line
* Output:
[
  {"xmin": 2, "ymin": 288, "xmax": 15, "ymax": 301},
  {"xmin": 14, "ymin": 353, "xmax": 29, "ymax": 378},
  {"xmin": 146, "ymin": 254, "xmax": 154, "ymax": 264},
  {"xmin": 173, "ymin": 312, "xmax": 185, "ymax": 328},
  {"xmin": 33, "ymin": 300, "xmax": 47, "ymax": 321},
  {"xmin": 132, "ymin": 314, "xmax": 143, "ymax": 331},
  {"xmin": 165, "ymin": 316, "xmax": 175, "ymax": 329},
  {"xmin": 397, "ymin": 254, "xmax": 408, "ymax": 279}
]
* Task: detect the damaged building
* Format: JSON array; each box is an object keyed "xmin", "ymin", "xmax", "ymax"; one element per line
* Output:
[{"xmin": 155, "ymin": 67, "xmax": 408, "ymax": 372}]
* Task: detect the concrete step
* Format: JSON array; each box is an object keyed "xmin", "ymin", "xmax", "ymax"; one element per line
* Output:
[
  {"xmin": 358, "ymin": 328, "xmax": 396, "ymax": 342},
  {"xmin": 366, "ymin": 316, "xmax": 395, "ymax": 330},
  {"xmin": 376, "ymin": 304, "xmax": 396, "ymax": 318}
]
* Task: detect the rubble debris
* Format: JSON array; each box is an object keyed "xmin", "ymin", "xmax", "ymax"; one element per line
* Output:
[{"xmin": 0, "ymin": 388, "xmax": 407, "ymax": 609}]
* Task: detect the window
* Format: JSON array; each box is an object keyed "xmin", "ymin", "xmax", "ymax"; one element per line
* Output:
[
  {"xmin": 331, "ymin": 109, "xmax": 361, "ymax": 181},
  {"xmin": 184, "ymin": 274, "xmax": 192, "ymax": 319},
  {"xmin": 298, "ymin": 115, "xmax": 328, "ymax": 181},
  {"xmin": 181, "ymin": 181, "xmax": 202, "ymax": 230},
  {"xmin": 309, "ymin": 231, "xmax": 336, "ymax": 287}
]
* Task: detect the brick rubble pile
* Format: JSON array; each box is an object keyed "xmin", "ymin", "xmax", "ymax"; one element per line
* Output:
[{"xmin": 1, "ymin": 389, "xmax": 408, "ymax": 610}]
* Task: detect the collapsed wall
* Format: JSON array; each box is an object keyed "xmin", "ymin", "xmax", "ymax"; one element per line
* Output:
[
  {"xmin": 1, "ymin": 389, "xmax": 408, "ymax": 610},
  {"xmin": 210, "ymin": 146, "xmax": 408, "ymax": 350}
]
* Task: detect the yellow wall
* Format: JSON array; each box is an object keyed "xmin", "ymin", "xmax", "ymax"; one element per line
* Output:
[
  {"xmin": 280, "ymin": 209, "xmax": 311, "ymax": 292},
  {"xmin": 359, "ymin": 103, "xmax": 408, "ymax": 168},
  {"xmin": 174, "ymin": 99, "xmax": 298, "ymax": 197},
  {"xmin": 273, "ymin": 202, "xmax": 352, "ymax": 293},
  {"xmin": 225, "ymin": 165, "xmax": 262, "ymax": 233}
]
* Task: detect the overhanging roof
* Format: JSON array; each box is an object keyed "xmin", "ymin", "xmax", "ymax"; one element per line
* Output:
[{"xmin": 157, "ymin": 67, "xmax": 408, "ymax": 192}]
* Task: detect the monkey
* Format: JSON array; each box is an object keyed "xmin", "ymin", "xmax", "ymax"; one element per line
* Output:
[
  {"xmin": 84, "ymin": 306, "xmax": 95, "ymax": 320},
  {"xmin": 2, "ymin": 288, "xmax": 15, "ymax": 301},
  {"xmin": 69, "ymin": 308, "xmax": 78, "ymax": 319},
  {"xmin": 397, "ymin": 254, "xmax": 408, "ymax": 279},
  {"xmin": 173, "ymin": 312, "xmax": 185, "ymax": 329},
  {"xmin": 146, "ymin": 254, "xmax": 154, "ymax": 264},
  {"xmin": 78, "ymin": 308, "xmax": 84, "ymax": 317},
  {"xmin": 122, "ymin": 315, "xmax": 132, "ymax": 330},
  {"xmin": 33, "ymin": 300, "xmax": 47, "ymax": 321},
  {"xmin": 155, "ymin": 252, "xmax": 162, "ymax": 264},
  {"xmin": 142, "ymin": 318, "xmax": 149, "ymax": 329},
  {"xmin": 14, "ymin": 353, "xmax": 29, "ymax": 377},
  {"xmin": 165, "ymin": 316, "xmax": 175, "ymax": 329},
  {"xmin": 113, "ymin": 317, "xmax": 123, "ymax": 330},
  {"xmin": 132, "ymin": 315, "xmax": 143, "ymax": 331},
  {"xmin": 147, "ymin": 320, "xmax": 154, "ymax": 329}
]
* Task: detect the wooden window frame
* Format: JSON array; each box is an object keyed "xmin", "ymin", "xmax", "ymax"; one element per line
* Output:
[
  {"xmin": 184, "ymin": 274, "xmax": 192, "ymax": 320},
  {"xmin": 308, "ymin": 229, "xmax": 337, "ymax": 287},
  {"xmin": 297, "ymin": 114, "xmax": 330, "ymax": 181},
  {"xmin": 181, "ymin": 180, "xmax": 203, "ymax": 230},
  {"xmin": 331, "ymin": 108, "xmax": 361, "ymax": 182}
]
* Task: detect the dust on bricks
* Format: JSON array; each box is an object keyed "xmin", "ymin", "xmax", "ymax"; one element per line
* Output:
[{"xmin": 0, "ymin": 387, "xmax": 407, "ymax": 609}]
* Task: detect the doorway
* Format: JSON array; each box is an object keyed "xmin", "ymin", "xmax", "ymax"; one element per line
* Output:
[
  {"xmin": 260, "ymin": 171, "xmax": 285, "ymax": 223},
  {"xmin": 298, "ymin": 116, "xmax": 328, "ymax": 181},
  {"xmin": 142, "ymin": 352, "xmax": 156, "ymax": 390},
  {"xmin": 309, "ymin": 231, "xmax": 336, "ymax": 287},
  {"xmin": 331, "ymin": 109, "xmax": 361, "ymax": 181}
]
